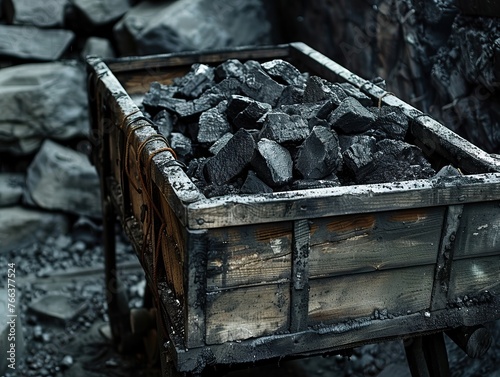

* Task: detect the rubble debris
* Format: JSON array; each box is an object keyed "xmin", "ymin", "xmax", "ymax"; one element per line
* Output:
[
  {"xmin": 153, "ymin": 110, "xmax": 174, "ymax": 139},
  {"xmin": 328, "ymin": 97, "xmax": 376, "ymax": 134},
  {"xmin": 303, "ymin": 76, "xmax": 347, "ymax": 104},
  {"xmin": 209, "ymin": 132, "xmax": 233, "ymax": 155},
  {"xmin": 367, "ymin": 106, "xmax": 409, "ymax": 141},
  {"xmin": 170, "ymin": 132, "xmax": 192, "ymax": 157},
  {"xmin": 0, "ymin": 25, "xmax": 74, "ymax": 61},
  {"xmin": 0, "ymin": 206, "xmax": 68, "ymax": 253},
  {"xmin": 295, "ymin": 126, "xmax": 342, "ymax": 179},
  {"xmin": 251, "ymin": 138, "xmax": 293, "ymax": 187},
  {"xmin": 276, "ymin": 84, "xmax": 305, "ymax": 106},
  {"xmin": 0, "ymin": 173, "xmax": 25, "ymax": 206},
  {"xmin": 227, "ymin": 95, "xmax": 271, "ymax": 130},
  {"xmin": 343, "ymin": 136, "xmax": 378, "ymax": 183},
  {"xmin": 0, "ymin": 62, "xmax": 88, "ymax": 155},
  {"xmin": 4, "ymin": 0, "xmax": 67, "ymax": 27},
  {"xmin": 114, "ymin": 0, "xmax": 273, "ymax": 56},
  {"xmin": 204, "ymin": 129, "xmax": 256, "ymax": 184},
  {"xmin": 25, "ymin": 140, "xmax": 101, "ymax": 217},
  {"xmin": 175, "ymin": 63, "xmax": 215, "ymax": 98},
  {"xmin": 215, "ymin": 59, "xmax": 246, "ymax": 82},
  {"xmin": 259, "ymin": 111, "xmax": 309, "ymax": 144},
  {"xmin": 240, "ymin": 170, "xmax": 273, "ymax": 194},
  {"xmin": 197, "ymin": 104, "xmax": 231, "ymax": 144}
]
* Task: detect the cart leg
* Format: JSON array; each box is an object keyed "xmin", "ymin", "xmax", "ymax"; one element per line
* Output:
[
  {"xmin": 103, "ymin": 196, "xmax": 132, "ymax": 349},
  {"xmin": 404, "ymin": 332, "xmax": 450, "ymax": 377}
]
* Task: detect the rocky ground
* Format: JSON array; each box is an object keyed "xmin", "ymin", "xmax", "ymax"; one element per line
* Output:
[{"xmin": 1, "ymin": 219, "xmax": 499, "ymax": 377}]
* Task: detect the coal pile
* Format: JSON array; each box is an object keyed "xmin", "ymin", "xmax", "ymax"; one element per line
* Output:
[{"xmin": 142, "ymin": 59, "xmax": 436, "ymax": 197}]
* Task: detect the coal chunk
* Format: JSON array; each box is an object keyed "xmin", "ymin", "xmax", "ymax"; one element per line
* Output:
[
  {"xmin": 170, "ymin": 132, "xmax": 192, "ymax": 157},
  {"xmin": 197, "ymin": 104, "xmax": 231, "ymax": 144},
  {"xmin": 276, "ymin": 85, "xmax": 305, "ymax": 106},
  {"xmin": 251, "ymin": 138, "xmax": 293, "ymax": 187},
  {"xmin": 204, "ymin": 129, "xmax": 256, "ymax": 184},
  {"xmin": 143, "ymin": 82, "xmax": 180, "ymax": 112},
  {"xmin": 240, "ymin": 60, "xmax": 285, "ymax": 106},
  {"xmin": 5, "ymin": 0, "xmax": 67, "ymax": 27},
  {"xmin": 328, "ymin": 97, "xmax": 376, "ymax": 134},
  {"xmin": 215, "ymin": 59, "xmax": 245, "ymax": 82},
  {"xmin": 261, "ymin": 59, "xmax": 306, "ymax": 86},
  {"xmin": 153, "ymin": 110, "xmax": 174, "ymax": 138},
  {"xmin": 338, "ymin": 82, "xmax": 372, "ymax": 106},
  {"xmin": 343, "ymin": 136, "xmax": 378, "ymax": 182},
  {"xmin": 303, "ymin": 76, "xmax": 347, "ymax": 104},
  {"xmin": 241, "ymin": 170, "xmax": 273, "ymax": 194},
  {"xmin": 227, "ymin": 95, "xmax": 271, "ymax": 130},
  {"xmin": 209, "ymin": 132, "xmax": 233, "ymax": 155},
  {"xmin": 175, "ymin": 63, "xmax": 215, "ymax": 98},
  {"xmin": 367, "ymin": 106, "xmax": 409, "ymax": 140},
  {"xmin": 295, "ymin": 126, "xmax": 342, "ymax": 179},
  {"xmin": 259, "ymin": 111, "xmax": 309, "ymax": 144}
]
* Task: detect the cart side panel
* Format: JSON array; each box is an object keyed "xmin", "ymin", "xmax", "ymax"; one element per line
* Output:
[
  {"xmin": 206, "ymin": 222, "xmax": 293, "ymax": 290},
  {"xmin": 206, "ymin": 283, "xmax": 290, "ymax": 345},
  {"xmin": 449, "ymin": 255, "xmax": 500, "ymax": 300},
  {"xmin": 308, "ymin": 265, "xmax": 435, "ymax": 325},
  {"xmin": 308, "ymin": 207, "xmax": 445, "ymax": 278},
  {"xmin": 454, "ymin": 201, "xmax": 500, "ymax": 259}
]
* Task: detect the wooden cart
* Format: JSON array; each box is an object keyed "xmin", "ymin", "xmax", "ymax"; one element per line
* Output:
[{"xmin": 86, "ymin": 43, "xmax": 500, "ymax": 376}]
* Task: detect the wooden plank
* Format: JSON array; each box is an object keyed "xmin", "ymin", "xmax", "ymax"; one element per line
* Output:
[
  {"xmin": 290, "ymin": 219, "xmax": 311, "ymax": 332},
  {"xmin": 308, "ymin": 265, "xmax": 435, "ymax": 326},
  {"xmin": 308, "ymin": 207, "xmax": 444, "ymax": 278},
  {"xmin": 205, "ymin": 283, "xmax": 290, "ymax": 345},
  {"xmin": 454, "ymin": 201, "xmax": 500, "ymax": 259},
  {"xmin": 184, "ymin": 229, "xmax": 208, "ymax": 348},
  {"xmin": 206, "ymin": 222, "xmax": 292, "ymax": 290},
  {"xmin": 430, "ymin": 205, "xmax": 464, "ymax": 310},
  {"xmin": 449, "ymin": 256, "xmax": 500, "ymax": 299},
  {"xmin": 185, "ymin": 173, "xmax": 500, "ymax": 229}
]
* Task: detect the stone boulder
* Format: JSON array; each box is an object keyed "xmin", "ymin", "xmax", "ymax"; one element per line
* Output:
[
  {"xmin": 0, "ymin": 61, "xmax": 88, "ymax": 155},
  {"xmin": 3, "ymin": 0, "xmax": 67, "ymax": 27},
  {"xmin": 70, "ymin": 0, "xmax": 131, "ymax": 28},
  {"xmin": 0, "ymin": 25, "xmax": 74, "ymax": 61},
  {"xmin": 0, "ymin": 206, "xmax": 69, "ymax": 253},
  {"xmin": 114, "ymin": 0, "xmax": 273, "ymax": 56},
  {"xmin": 81, "ymin": 37, "xmax": 116, "ymax": 59},
  {"xmin": 0, "ymin": 173, "xmax": 25, "ymax": 206},
  {"xmin": 25, "ymin": 140, "xmax": 101, "ymax": 217}
]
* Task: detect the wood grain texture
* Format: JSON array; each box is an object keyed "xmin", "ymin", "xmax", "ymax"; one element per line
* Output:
[
  {"xmin": 454, "ymin": 201, "xmax": 500, "ymax": 259},
  {"xmin": 206, "ymin": 222, "xmax": 292, "ymax": 290},
  {"xmin": 185, "ymin": 173, "xmax": 500, "ymax": 229},
  {"xmin": 205, "ymin": 283, "xmax": 290, "ymax": 344},
  {"xmin": 449, "ymin": 256, "xmax": 500, "ymax": 299},
  {"xmin": 308, "ymin": 207, "xmax": 444, "ymax": 278},
  {"xmin": 308, "ymin": 265, "xmax": 435, "ymax": 325}
]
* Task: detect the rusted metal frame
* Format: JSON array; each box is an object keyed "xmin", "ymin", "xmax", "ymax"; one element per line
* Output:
[
  {"xmin": 430, "ymin": 205, "xmax": 464, "ymax": 311},
  {"xmin": 290, "ymin": 219, "xmax": 311, "ymax": 332}
]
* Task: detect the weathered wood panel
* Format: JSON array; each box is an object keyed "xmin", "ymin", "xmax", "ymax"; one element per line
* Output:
[
  {"xmin": 454, "ymin": 201, "xmax": 500, "ymax": 259},
  {"xmin": 449, "ymin": 256, "xmax": 500, "ymax": 299},
  {"xmin": 308, "ymin": 207, "xmax": 444, "ymax": 278},
  {"xmin": 308, "ymin": 265, "xmax": 435, "ymax": 325},
  {"xmin": 206, "ymin": 283, "xmax": 290, "ymax": 345},
  {"xmin": 206, "ymin": 222, "xmax": 292, "ymax": 290}
]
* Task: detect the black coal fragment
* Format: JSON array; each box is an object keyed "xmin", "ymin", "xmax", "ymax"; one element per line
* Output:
[
  {"xmin": 174, "ymin": 92, "xmax": 225, "ymax": 119},
  {"xmin": 276, "ymin": 85, "xmax": 305, "ymax": 106},
  {"xmin": 251, "ymin": 138, "xmax": 293, "ymax": 187},
  {"xmin": 204, "ymin": 77, "xmax": 242, "ymax": 99},
  {"xmin": 259, "ymin": 111, "xmax": 310, "ymax": 144},
  {"xmin": 343, "ymin": 135, "xmax": 378, "ymax": 182},
  {"xmin": 240, "ymin": 60, "xmax": 285, "ymax": 106},
  {"xmin": 215, "ymin": 59, "xmax": 245, "ymax": 82},
  {"xmin": 241, "ymin": 170, "xmax": 273, "ymax": 194},
  {"xmin": 303, "ymin": 76, "xmax": 347, "ymax": 104},
  {"xmin": 227, "ymin": 95, "xmax": 271, "ymax": 130},
  {"xmin": 338, "ymin": 82, "xmax": 372, "ymax": 106},
  {"xmin": 328, "ymin": 97, "xmax": 376, "ymax": 134},
  {"xmin": 204, "ymin": 129, "xmax": 256, "ymax": 184},
  {"xmin": 143, "ymin": 81, "xmax": 183, "ymax": 115},
  {"xmin": 197, "ymin": 103, "xmax": 231, "ymax": 144},
  {"xmin": 153, "ymin": 110, "xmax": 174, "ymax": 138},
  {"xmin": 175, "ymin": 63, "xmax": 215, "ymax": 98},
  {"xmin": 367, "ymin": 106, "xmax": 409, "ymax": 140},
  {"xmin": 435, "ymin": 165, "xmax": 461, "ymax": 178},
  {"xmin": 261, "ymin": 59, "xmax": 307, "ymax": 86},
  {"xmin": 187, "ymin": 157, "xmax": 208, "ymax": 182},
  {"xmin": 169, "ymin": 132, "xmax": 192, "ymax": 156},
  {"xmin": 295, "ymin": 126, "xmax": 342, "ymax": 179},
  {"xmin": 209, "ymin": 132, "xmax": 233, "ymax": 155}
]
